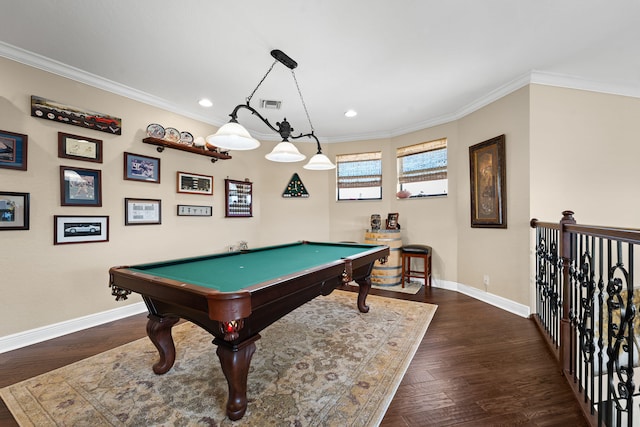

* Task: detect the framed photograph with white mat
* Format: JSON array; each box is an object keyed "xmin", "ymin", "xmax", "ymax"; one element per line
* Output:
[{"xmin": 124, "ymin": 198, "xmax": 161, "ymax": 225}]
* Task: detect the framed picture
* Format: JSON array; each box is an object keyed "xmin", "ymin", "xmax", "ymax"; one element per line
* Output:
[
  {"xmin": 177, "ymin": 171, "xmax": 213, "ymax": 195},
  {"xmin": 0, "ymin": 191, "xmax": 30, "ymax": 230},
  {"xmin": 177, "ymin": 205, "xmax": 212, "ymax": 216},
  {"xmin": 124, "ymin": 152, "xmax": 160, "ymax": 183},
  {"xmin": 54, "ymin": 215, "xmax": 109, "ymax": 245},
  {"xmin": 31, "ymin": 95, "xmax": 122, "ymax": 135},
  {"xmin": 58, "ymin": 132, "xmax": 103, "ymax": 163},
  {"xmin": 0, "ymin": 129, "xmax": 28, "ymax": 170},
  {"xmin": 386, "ymin": 212, "xmax": 399, "ymax": 230},
  {"xmin": 125, "ymin": 198, "xmax": 161, "ymax": 225},
  {"xmin": 60, "ymin": 166, "xmax": 102, "ymax": 206},
  {"xmin": 469, "ymin": 134, "xmax": 507, "ymax": 228},
  {"xmin": 225, "ymin": 179, "xmax": 253, "ymax": 217}
]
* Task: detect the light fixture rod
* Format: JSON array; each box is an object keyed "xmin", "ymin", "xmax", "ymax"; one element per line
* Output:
[{"xmin": 271, "ymin": 49, "xmax": 297, "ymax": 69}]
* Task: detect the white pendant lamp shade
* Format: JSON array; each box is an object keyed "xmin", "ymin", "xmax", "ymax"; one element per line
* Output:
[
  {"xmin": 265, "ymin": 141, "xmax": 306, "ymax": 162},
  {"xmin": 303, "ymin": 153, "xmax": 336, "ymax": 170},
  {"xmin": 205, "ymin": 122, "xmax": 260, "ymax": 151}
]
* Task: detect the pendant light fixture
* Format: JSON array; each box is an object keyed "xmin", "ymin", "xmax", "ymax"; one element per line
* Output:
[{"xmin": 206, "ymin": 49, "xmax": 335, "ymax": 170}]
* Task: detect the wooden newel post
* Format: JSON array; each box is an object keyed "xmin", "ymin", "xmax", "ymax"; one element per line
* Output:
[{"xmin": 559, "ymin": 210, "xmax": 576, "ymax": 373}]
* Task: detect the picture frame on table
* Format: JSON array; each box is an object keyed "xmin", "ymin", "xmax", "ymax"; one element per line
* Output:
[
  {"xmin": 54, "ymin": 215, "xmax": 109, "ymax": 244},
  {"xmin": 58, "ymin": 132, "xmax": 103, "ymax": 163},
  {"xmin": 60, "ymin": 166, "xmax": 102, "ymax": 206},
  {"xmin": 124, "ymin": 152, "xmax": 160, "ymax": 183},
  {"xmin": 0, "ymin": 129, "xmax": 28, "ymax": 171},
  {"xmin": 125, "ymin": 198, "xmax": 162, "ymax": 225},
  {"xmin": 0, "ymin": 191, "xmax": 30, "ymax": 230},
  {"xmin": 177, "ymin": 204, "xmax": 212, "ymax": 217},
  {"xmin": 469, "ymin": 134, "xmax": 507, "ymax": 228},
  {"xmin": 177, "ymin": 171, "xmax": 213, "ymax": 195}
]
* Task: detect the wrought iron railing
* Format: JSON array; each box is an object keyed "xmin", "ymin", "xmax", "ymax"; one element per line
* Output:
[{"xmin": 531, "ymin": 211, "xmax": 640, "ymax": 426}]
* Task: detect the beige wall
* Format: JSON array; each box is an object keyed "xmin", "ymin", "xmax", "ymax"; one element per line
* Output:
[
  {"xmin": 456, "ymin": 87, "xmax": 531, "ymax": 305},
  {"xmin": 0, "ymin": 57, "xmax": 330, "ymax": 336},
  {"xmin": 530, "ymin": 85, "xmax": 640, "ymax": 226}
]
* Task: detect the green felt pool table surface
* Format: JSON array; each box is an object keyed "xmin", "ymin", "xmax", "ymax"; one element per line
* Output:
[{"xmin": 127, "ymin": 241, "xmax": 382, "ymax": 293}]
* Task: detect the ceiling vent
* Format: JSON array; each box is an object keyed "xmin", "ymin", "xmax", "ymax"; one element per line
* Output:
[{"xmin": 260, "ymin": 99, "xmax": 282, "ymax": 110}]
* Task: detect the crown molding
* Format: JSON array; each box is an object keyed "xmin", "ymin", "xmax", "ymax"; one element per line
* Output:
[
  {"xmin": 2, "ymin": 41, "xmax": 639, "ymax": 144},
  {"xmin": 0, "ymin": 41, "xmax": 218, "ymax": 126}
]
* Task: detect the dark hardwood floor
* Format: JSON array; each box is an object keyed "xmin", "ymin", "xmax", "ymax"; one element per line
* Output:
[{"xmin": 0, "ymin": 285, "xmax": 587, "ymax": 426}]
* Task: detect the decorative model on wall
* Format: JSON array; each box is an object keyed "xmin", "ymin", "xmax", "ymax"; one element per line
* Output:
[
  {"xmin": 31, "ymin": 95, "xmax": 122, "ymax": 135},
  {"xmin": 282, "ymin": 173, "xmax": 309, "ymax": 198},
  {"xmin": 469, "ymin": 134, "xmax": 507, "ymax": 228},
  {"xmin": 0, "ymin": 129, "xmax": 28, "ymax": 170}
]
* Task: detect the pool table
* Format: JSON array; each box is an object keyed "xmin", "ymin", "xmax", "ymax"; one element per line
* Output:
[{"xmin": 108, "ymin": 240, "xmax": 389, "ymax": 420}]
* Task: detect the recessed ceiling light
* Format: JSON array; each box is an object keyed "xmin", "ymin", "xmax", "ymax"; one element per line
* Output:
[
  {"xmin": 345, "ymin": 109, "xmax": 357, "ymax": 118},
  {"xmin": 199, "ymin": 98, "xmax": 213, "ymax": 108}
]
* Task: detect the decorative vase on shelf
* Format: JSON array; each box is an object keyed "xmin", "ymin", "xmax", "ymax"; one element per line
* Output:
[
  {"xmin": 396, "ymin": 190, "xmax": 411, "ymax": 199},
  {"xmin": 370, "ymin": 214, "xmax": 381, "ymax": 231}
]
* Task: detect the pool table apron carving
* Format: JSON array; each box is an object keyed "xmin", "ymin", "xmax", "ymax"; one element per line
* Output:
[{"xmin": 108, "ymin": 241, "xmax": 389, "ymax": 420}]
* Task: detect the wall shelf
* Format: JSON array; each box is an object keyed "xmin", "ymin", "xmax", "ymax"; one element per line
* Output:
[{"xmin": 142, "ymin": 137, "xmax": 232, "ymax": 163}]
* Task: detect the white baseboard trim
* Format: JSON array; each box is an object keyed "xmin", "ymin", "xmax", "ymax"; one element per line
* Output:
[
  {"xmin": 0, "ymin": 279, "xmax": 531, "ymax": 354},
  {"xmin": 0, "ymin": 302, "xmax": 146, "ymax": 354},
  {"xmin": 430, "ymin": 278, "xmax": 531, "ymax": 318}
]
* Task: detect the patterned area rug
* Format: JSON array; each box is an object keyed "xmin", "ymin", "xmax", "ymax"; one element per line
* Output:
[{"xmin": 1, "ymin": 291, "xmax": 436, "ymax": 426}]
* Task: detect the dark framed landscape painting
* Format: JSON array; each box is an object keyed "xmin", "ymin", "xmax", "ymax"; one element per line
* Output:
[{"xmin": 469, "ymin": 134, "xmax": 507, "ymax": 228}]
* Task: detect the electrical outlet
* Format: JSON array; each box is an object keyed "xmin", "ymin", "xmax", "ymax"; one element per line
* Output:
[{"xmin": 483, "ymin": 275, "xmax": 490, "ymax": 287}]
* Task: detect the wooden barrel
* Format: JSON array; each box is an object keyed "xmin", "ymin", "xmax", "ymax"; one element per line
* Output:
[{"xmin": 364, "ymin": 230, "xmax": 402, "ymax": 286}]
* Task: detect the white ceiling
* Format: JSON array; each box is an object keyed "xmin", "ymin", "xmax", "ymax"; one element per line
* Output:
[{"xmin": 1, "ymin": 1, "xmax": 639, "ymax": 143}]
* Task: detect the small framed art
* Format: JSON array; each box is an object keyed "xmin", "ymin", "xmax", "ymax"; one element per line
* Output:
[
  {"xmin": 60, "ymin": 166, "xmax": 102, "ymax": 206},
  {"xmin": 0, "ymin": 129, "xmax": 28, "ymax": 171},
  {"xmin": 125, "ymin": 198, "xmax": 161, "ymax": 225},
  {"xmin": 124, "ymin": 152, "xmax": 160, "ymax": 183},
  {"xmin": 0, "ymin": 191, "xmax": 30, "ymax": 230},
  {"xmin": 469, "ymin": 134, "xmax": 507, "ymax": 228},
  {"xmin": 54, "ymin": 215, "xmax": 109, "ymax": 244},
  {"xmin": 177, "ymin": 171, "xmax": 213, "ymax": 195},
  {"xmin": 58, "ymin": 132, "xmax": 103, "ymax": 163},
  {"xmin": 177, "ymin": 205, "xmax": 212, "ymax": 216},
  {"xmin": 225, "ymin": 179, "xmax": 253, "ymax": 217}
]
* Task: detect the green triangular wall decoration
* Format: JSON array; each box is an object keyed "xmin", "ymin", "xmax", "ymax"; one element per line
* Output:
[{"xmin": 282, "ymin": 173, "xmax": 309, "ymax": 198}]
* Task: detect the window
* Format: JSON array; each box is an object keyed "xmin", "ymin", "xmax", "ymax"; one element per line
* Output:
[
  {"xmin": 397, "ymin": 138, "xmax": 447, "ymax": 197},
  {"xmin": 336, "ymin": 152, "xmax": 382, "ymax": 200}
]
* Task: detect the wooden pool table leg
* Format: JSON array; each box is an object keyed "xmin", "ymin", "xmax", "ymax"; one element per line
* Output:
[
  {"xmin": 214, "ymin": 335, "xmax": 260, "ymax": 421},
  {"xmin": 146, "ymin": 314, "xmax": 180, "ymax": 374},
  {"xmin": 354, "ymin": 276, "xmax": 372, "ymax": 313}
]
